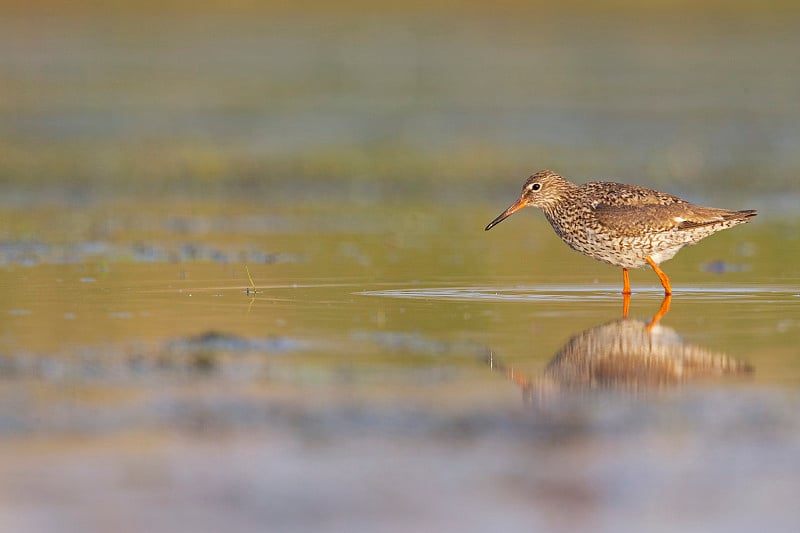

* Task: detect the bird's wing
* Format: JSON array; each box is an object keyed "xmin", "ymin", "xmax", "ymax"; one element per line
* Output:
[
  {"xmin": 592, "ymin": 203, "xmax": 738, "ymax": 237},
  {"xmin": 584, "ymin": 181, "xmax": 686, "ymax": 207}
]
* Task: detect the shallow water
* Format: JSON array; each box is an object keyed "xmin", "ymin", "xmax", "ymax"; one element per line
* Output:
[
  {"xmin": 3, "ymin": 4, "xmax": 800, "ymax": 532},
  {"xmin": 1, "ymin": 195, "xmax": 799, "ymax": 532}
]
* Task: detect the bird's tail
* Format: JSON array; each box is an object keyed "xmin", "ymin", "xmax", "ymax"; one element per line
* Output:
[
  {"xmin": 676, "ymin": 208, "xmax": 757, "ymax": 230},
  {"xmin": 734, "ymin": 209, "xmax": 758, "ymax": 221}
]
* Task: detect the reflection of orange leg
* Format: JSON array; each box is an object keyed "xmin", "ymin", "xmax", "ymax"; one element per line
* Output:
[
  {"xmin": 622, "ymin": 291, "xmax": 630, "ymax": 319},
  {"xmin": 645, "ymin": 257, "xmax": 672, "ymax": 295},
  {"xmin": 646, "ymin": 294, "xmax": 672, "ymax": 330},
  {"xmin": 622, "ymin": 268, "xmax": 631, "ymax": 295}
]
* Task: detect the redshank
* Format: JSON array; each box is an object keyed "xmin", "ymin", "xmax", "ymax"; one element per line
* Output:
[{"xmin": 485, "ymin": 170, "xmax": 757, "ymax": 295}]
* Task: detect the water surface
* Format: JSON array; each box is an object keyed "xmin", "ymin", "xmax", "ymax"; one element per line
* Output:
[{"xmin": 1, "ymin": 194, "xmax": 799, "ymax": 532}]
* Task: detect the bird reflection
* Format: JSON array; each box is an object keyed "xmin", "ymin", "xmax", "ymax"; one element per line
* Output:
[{"xmin": 488, "ymin": 296, "xmax": 753, "ymax": 404}]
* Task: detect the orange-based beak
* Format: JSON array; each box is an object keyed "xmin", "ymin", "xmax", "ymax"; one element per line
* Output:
[{"xmin": 485, "ymin": 197, "xmax": 527, "ymax": 231}]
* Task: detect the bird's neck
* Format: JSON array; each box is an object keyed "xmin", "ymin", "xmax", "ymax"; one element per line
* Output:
[
  {"xmin": 541, "ymin": 195, "xmax": 576, "ymax": 238},
  {"xmin": 541, "ymin": 180, "xmax": 578, "ymax": 218},
  {"xmin": 542, "ymin": 206, "xmax": 566, "ymax": 236}
]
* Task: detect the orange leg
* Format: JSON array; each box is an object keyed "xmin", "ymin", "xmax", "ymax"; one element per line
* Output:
[
  {"xmin": 646, "ymin": 294, "xmax": 672, "ymax": 331},
  {"xmin": 645, "ymin": 257, "xmax": 672, "ymax": 295},
  {"xmin": 621, "ymin": 291, "xmax": 630, "ymax": 319},
  {"xmin": 622, "ymin": 268, "xmax": 631, "ymax": 295}
]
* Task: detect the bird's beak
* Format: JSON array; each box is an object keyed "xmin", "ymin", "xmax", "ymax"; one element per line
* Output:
[{"xmin": 485, "ymin": 197, "xmax": 527, "ymax": 231}]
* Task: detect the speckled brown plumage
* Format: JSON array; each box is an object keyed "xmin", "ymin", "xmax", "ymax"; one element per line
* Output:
[{"xmin": 485, "ymin": 170, "xmax": 757, "ymax": 294}]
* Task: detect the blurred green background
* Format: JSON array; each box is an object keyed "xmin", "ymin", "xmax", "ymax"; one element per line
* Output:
[{"xmin": 2, "ymin": 1, "xmax": 799, "ymax": 205}]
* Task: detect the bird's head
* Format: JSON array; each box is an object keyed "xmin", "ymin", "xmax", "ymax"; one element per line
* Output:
[{"xmin": 485, "ymin": 170, "xmax": 571, "ymax": 231}]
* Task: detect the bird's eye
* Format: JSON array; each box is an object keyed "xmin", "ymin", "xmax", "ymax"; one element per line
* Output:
[{"xmin": 531, "ymin": 183, "xmax": 541, "ymax": 191}]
